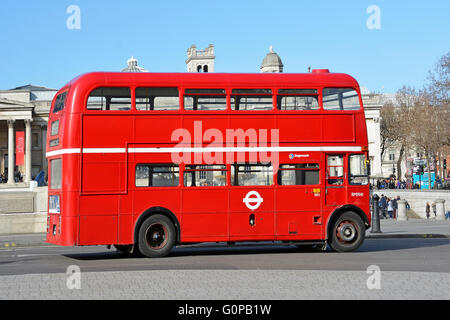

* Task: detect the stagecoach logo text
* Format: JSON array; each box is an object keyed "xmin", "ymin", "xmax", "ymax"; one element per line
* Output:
[
  {"xmin": 289, "ymin": 153, "xmax": 309, "ymax": 159},
  {"xmin": 243, "ymin": 191, "xmax": 264, "ymax": 210}
]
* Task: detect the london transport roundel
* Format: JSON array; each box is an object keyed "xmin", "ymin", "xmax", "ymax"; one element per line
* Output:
[{"xmin": 243, "ymin": 191, "xmax": 264, "ymax": 210}]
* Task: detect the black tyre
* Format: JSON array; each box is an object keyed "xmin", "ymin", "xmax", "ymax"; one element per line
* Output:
[
  {"xmin": 138, "ymin": 214, "xmax": 176, "ymax": 258},
  {"xmin": 328, "ymin": 212, "xmax": 365, "ymax": 252}
]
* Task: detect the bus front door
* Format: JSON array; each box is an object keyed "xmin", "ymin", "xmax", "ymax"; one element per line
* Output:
[{"xmin": 325, "ymin": 154, "xmax": 346, "ymax": 207}]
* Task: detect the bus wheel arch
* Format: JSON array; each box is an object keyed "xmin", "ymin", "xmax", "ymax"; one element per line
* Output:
[
  {"xmin": 134, "ymin": 207, "xmax": 181, "ymax": 253},
  {"xmin": 326, "ymin": 205, "xmax": 368, "ymax": 252}
]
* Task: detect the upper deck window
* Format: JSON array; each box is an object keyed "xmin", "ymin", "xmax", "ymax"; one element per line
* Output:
[
  {"xmin": 322, "ymin": 88, "xmax": 360, "ymax": 111},
  {"xmin": 231, "ymin": 89, "xmax": 273, "ymax": 111},
  {"xmin": 184, "ymin": 89, "xmax": 226, "ymax": 111},
  {"xmin": 277, "ymin": 89, "xmax": 319, "ymax": 111},
  {"xmin": 87, "ymin": 87, "xmax": 131, "ymax": 111},
  {"xmin": 52, "ymin": 91, "xmax": 67, "ymax": 113},
  {"xmin": 136, "ymin": 87, "xmax": 179, "ymax": 111}
]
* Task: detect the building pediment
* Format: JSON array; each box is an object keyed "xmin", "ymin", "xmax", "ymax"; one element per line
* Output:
[
  {"xmin": 0, "ymin": 98, "xmax": 33, "ymax": 120},
  {"xmin": 0, "ymin": 98, "xmax": 33, "ymax": 109}
]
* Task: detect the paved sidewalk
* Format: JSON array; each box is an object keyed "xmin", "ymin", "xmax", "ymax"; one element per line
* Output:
[
  {"xmin": 1, "ymin": 269, "xmax": 449, "ymax": 300},
  {"xmin": 1, "ymin": 218, "xmax": 449, "ymax": 249},
  {"xmin": 0, "ymin": 233, "xmax": 49, "ymax": 249},
  {"xmin": 366, "ymin": 218, "xmax": 450, "ymax": 238}
]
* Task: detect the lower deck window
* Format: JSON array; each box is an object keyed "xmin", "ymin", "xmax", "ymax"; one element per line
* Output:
[
  {"xmin": 50, "ymin": 158, "xmax": 62, "ymax": 189},
  {"xmin": 136, "ymin": 164, "xmax": 179, "ymax": 187},
  {"xmin": 349, "ymin": 154, "xmax": 369, "ymax": 185},
  {"xmin": 278, "ymin": 164, "xmax": 319, "ymax": 185},
  {"xmin": 327, "ymin": 155, "xmax": 344, "ymax": 185},
  {"xmin": 184, "ymin": 165, "xmax": 226, "ymax": 186},
  {"xmin": 231, "ymin": 164, "xmax": 273, "ymax": 186}
]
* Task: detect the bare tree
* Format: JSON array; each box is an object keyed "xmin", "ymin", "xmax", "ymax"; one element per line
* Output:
[
  {"xmin": 425, "ymin": 52, "xmax": 450, "ymax": 183},
  {"xmin": 380, "ymin": 86, "xmax": 418, "ymax": 178}
]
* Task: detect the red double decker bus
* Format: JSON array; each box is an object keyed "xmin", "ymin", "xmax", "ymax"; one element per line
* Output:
[{"xmin": 46, "ymin": 70, "xmax": 371, "ymax": 257}]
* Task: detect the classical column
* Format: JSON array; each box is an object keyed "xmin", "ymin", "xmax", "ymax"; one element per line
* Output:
[
  {"xmin": 25, "ymin": 119, "xmax": 32, "ymax": 183},
  {"xmin": 7, "ymin": 119, "xmax": 15, "ymax": 185},
  {"xmin": 41, "ymin": 124, "xmax": 47, "ymax": 174}
]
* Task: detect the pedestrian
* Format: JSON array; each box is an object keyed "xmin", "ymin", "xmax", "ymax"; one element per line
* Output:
[
  {"xmin": 392, "ymin": 197, "xmax": 398, "ymax": 219},
  {"xmin": 381, "ymin": 195, "xmax": 387, "ymax": 219},
  {"xmin": 387, "ymin": 198, "xmax": 394, "ymax": 219},
  {"xmin": 426, "ymin": 202, "xmax": 430, "ymax": 219},
  {"xmin": 432, "ymin": 202, "xmax": 436, "ymax": 217}
]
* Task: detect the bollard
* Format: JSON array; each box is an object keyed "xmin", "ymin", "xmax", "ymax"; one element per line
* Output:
[
  {"xmin": 435, "ymin": 199, "xmax": 446, "ymax": 221},
  {"xmin": 371, "ymin": 194, "xmax": 381, "ymax": 233},
  {"xmin": 397, "ymin": 199, "xmax": 408, "ymax": 221}
]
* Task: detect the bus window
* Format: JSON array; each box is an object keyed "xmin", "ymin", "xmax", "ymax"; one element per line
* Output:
[
  {"xmin": 136, "ymin": 164, "xmax": 179, "ymax": 187},
  {"xmin": 231, "ymin": 164, "xmax": 273, "ymax": 186},
  {"xmin": 322, "ymin": 88, "xmax": 360, "ymax": 110},
  {"xmin": 52, "ymin": 91, "xmax": 67, "ymax": 113},
  {"xmin": 184, "ymin": 89, "xmax": 226, "ymax": 110},
  {"xmin": 87, "ymin": 87, "xmax": 131, "ymax": 111},
  {"xmin": 349, "ymin": 154, "xmax": 369, "ymax": 185},
  {"xmin": 277, "ymin": 96, "xmax": 319, "ymax": 110},
  {"xmin": 231, "ymin": 89, "xmax": 273, "ymax": 111},
  {"xmin": 277, "ymin": 89, "xmax": 318, "ymax": 111},
  {"xmin": 50, "ymin": 158, "xmax": 62, "ymax": 189},
  {"xmin": 135, "ymin": 87, "xmax": 179, "ymax": 111},
  {"xmin": 184, "ymin": 165, "xmax": 227, "ymax": 186},
  {"xmin": 278, "ymin": 163, "xmax": 319, "ymax": 185},
  {"xmin": 327, "ymin": 155, "xmax": 344, "ymax": 185}
]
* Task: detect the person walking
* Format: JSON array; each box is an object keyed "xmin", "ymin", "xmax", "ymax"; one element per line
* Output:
[
  {"xmin": 426, "ymin": 202, "xmax": 431, "ymax": 219},
  {"xmin": 392, "ymin": 197, "xmax": 398, "ymax": 219},
  {"xmin": 387, "ymin": 198, "xmax": 394, "ymax": 219},
  {"xmin": 379, "ymin": 194, "xmax": 387, "ymax": 218}
]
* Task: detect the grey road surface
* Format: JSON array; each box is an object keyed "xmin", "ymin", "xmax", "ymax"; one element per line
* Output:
[{"xmin": 0, "ymin": 238, "xmax": 449, "ymax": 299}]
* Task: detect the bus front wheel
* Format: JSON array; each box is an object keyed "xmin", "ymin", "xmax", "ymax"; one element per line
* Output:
[
  {"xmin": 328, "ymin": 212, "xmax": 365, "ymax": 252},
  {"xmin": 138, "ymin": 214, "xmax": 175, "ymax": 258}
]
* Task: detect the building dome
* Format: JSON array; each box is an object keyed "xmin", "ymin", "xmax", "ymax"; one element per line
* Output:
[
  {"xmin": 121, "ymin": 56, "xmax": 148, "ymax": 72},
  {"xmin": 260, "ymin": 46, "xmax": 283, "ymax": 73}
]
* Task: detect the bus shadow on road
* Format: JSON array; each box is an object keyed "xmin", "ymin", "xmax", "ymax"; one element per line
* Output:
[
  {"xmin": 360, "ymin": 237, "xmax": 450, "ymax": 253},
  {"xmin": 62, "ymin": 238, "xmax": 450, "ymax": 261},
  {"xmin": 62, "ymin": 243, "xmax": 327, "ymax": 261}
]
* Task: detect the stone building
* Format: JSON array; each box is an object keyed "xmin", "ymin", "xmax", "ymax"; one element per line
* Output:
[
  {"xmin": 121, "ymin": 56, "xmax": 148, "ymax": 73},
  {"xmin": 260, "ymin": 46, "xmax": 284, "ymax": 73},
  {"xmin": 186, "ymin": 44, "xmax": 215, "ymax": 72},
  {"xmin": 0, "ymin": 85, "xmax": 56, "ymax": 186}
]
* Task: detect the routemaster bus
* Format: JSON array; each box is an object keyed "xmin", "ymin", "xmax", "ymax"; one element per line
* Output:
[{"xmin": 46, "ymin": 70, "xmax": 371, "ymax": 257}]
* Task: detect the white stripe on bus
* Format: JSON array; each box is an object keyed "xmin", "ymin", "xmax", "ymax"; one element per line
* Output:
[{"xmin": 46, "ymin": 146, "xmax": 362, "ymax": 157}]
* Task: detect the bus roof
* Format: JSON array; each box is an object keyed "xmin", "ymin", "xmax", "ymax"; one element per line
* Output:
[{"xmin": 63, "ymin": 71, "xmax": 361, "ymax": 93}]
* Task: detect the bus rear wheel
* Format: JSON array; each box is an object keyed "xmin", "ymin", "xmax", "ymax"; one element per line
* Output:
[
  {"xmin": 138, "ymin": 214, "xmax": 175, "ymax": 258},
  {"xmin": 328, "ymin": 212, "xmax": 365, "ymax": 252}
]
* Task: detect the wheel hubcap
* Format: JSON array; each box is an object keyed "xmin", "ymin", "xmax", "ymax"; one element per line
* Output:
[
  {"xmin": 145, "ymin": 223, "xmax": 168, "ymax": 249},
  {"xmin": 336, "ymin": 220, "xmax": 358, "ymax": 244}
]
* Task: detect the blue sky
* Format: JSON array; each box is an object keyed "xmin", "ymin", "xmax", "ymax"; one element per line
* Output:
[{"xmin": 0, "ymin": 0, "xmax": 448, "ymax": 93}]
